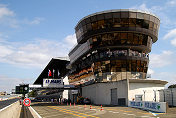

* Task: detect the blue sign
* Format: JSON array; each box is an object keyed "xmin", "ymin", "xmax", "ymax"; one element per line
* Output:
[{"xmin": 145, "ymin": 102, "xmax": 160, "ymax": 110}]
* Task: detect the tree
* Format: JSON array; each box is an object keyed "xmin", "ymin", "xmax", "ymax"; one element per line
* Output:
[
  {"xmin": 168, "ymin": 84, "xmax": 176, "ymax": 88},
  {"xmin": 28, "ymin": 90, "xmax": 38, "ymax": 97}
]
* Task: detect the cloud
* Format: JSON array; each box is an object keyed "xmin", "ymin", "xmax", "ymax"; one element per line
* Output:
[
  {"xmin": 0, "ymin": 75, "xmax": 32, "ymax": 93},
  {"xmin": 149, "ymin": 50, "xmax": 174, "ymax": 68},
  {"xmin": 64, "ymin": 34, "xmax": 77, "ymax": 46},
  {"xmin": 167, "ymin": 0, "xmax": 176, "ymax": 6},
  {"xmin": 0, "ymin": 34, "xmax": 76, "ymax": 68},
  {"xmin": 24, "ymin": 17, "xmax": 44, "ymax": 25},
  {"xmin": 163, "ymin": 28, "xmax": 176, "ymax": 40}
]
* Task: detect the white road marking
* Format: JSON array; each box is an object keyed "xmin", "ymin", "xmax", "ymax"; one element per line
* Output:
[
  {"xmin": 30, "ymin": 106, "xmax": 42, "ymax": 118},
  {"xmin": 109, "ymin": 111, "xmax": 113, "ymax": 112},
  {"xmin": 125, "ymin": 113, "xmax": 135, "ymax": 116},
  {"xmin": 140, "ymin": 116, "xmax": 151, "ymax": 117},
  {"xmin": 112, "ymin": 112, "xmax": 119, "ymax": 113}
]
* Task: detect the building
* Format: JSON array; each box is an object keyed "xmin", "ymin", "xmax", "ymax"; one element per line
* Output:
[
  {"xmin": 33, "ymin": 57, "xmax": 70, "ymax": 100},
  {"xmin": 67, "ymin": 9, "xmax": 167, "ymax": 105}
]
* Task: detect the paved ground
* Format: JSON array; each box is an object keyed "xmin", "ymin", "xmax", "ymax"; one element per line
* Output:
[
  {"xmin": 0, "ymin": 98, "xmax": 19, "ymax": 110},
  {"xmin": 31, "ymin": 102, "xmax": 176, "ymax": 118}
]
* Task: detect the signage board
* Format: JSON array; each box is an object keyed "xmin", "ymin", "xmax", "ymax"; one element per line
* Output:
[
  {"xmin": 71, "ymin": 90, "xmax": 78, "ymax": 94},
  {"xmin": 129, "ymin": 101, "xmax": 167, "ymax": 113},
  {"xmin": 43, "ymin": 79, "xmax": 63, "ymax": 88},
  {"xmin": 23, "ymin": 98, "xmax": 31, "ymax": 106},
  {"xmin": 15, "ymin": 84, "xmax": 29, "ymax": 94}
]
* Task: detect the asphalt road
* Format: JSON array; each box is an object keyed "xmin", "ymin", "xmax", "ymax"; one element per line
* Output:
[
  {"xmin": 0, "ymin": 98, "xmax": 19, "ymax": 110},
  {"xmin": 31, "ymin": 102, "xmax": 173, "ymax": 118}
]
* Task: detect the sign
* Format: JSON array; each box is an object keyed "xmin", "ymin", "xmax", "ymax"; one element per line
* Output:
[
  {"xmin": 23, "ymin": 98, "xmax": 31, "ymax": 106},
  {"xmin": 71, "ymin": 90, "xmax": 78, "ymax": 94},
  {"xmin": 43, "ymin": 79, "xmax": 63, "ymax": 88},
  {"xmin": 129, "ymin": 101, "xmax": 166, "ymax": 113},
  {"xmin": 16, "ymin": 84, "xmax": 29, "ymax": 94}
]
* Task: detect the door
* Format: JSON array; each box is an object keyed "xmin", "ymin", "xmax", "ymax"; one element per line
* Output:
[{"xmin": 111, "ymin": 88, "xmax": 118, "ymax": 105}]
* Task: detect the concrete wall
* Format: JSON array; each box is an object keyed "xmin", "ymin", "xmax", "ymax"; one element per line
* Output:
[
  {"xmin": 0, "ymin": 101, "xmax": 21, "ymax": 118},
  {"xmin": 159, "ymin": 88, "xmax": 176, "ymax": 106},
  {"xmin": 129, "ymin": 82, "xmax": 165, "ymax": 102},
  {"xmin": 82, "ymin": 80, "xmax": 128, "ymax": 105},
  {"xmin": 63, "ymin": 76, "xmax": 69, "ymax": 99}
]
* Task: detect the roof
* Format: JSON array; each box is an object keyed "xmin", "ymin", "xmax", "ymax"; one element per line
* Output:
[
  {"xmin": 33, "ymin": 57, "xmax": 70, "ymax": 85},
  {"xmin": 129, "ymin": 79, "xmax": 168, "ymax": 85},
  {"xmin": 75, "ymin": 9, "xmax": 160, "ymax": 29}
]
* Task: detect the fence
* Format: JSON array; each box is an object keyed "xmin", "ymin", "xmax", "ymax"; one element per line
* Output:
[{"xmin": 159, "ymin": 88, "xmax": 176, "ymax": 107}]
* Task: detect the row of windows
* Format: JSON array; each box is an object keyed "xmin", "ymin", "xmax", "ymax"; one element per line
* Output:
[
  {"xmin": 93, "ymin": 60, "xmax": 148, "ymax": 73},
  {"xmin": 72, "ymin": 49, "xmax": 149, "ymax": 71},
  {"xmin": 76, "ymin": 18, "xmax": 159, "ymax": 40},
  {"xmin": 69, "ymin": 60, "xmax": 148, "ymax": 81},
  {"xmin": 88, "ymin": 32, "xmax": 152, "ymax": 47}
]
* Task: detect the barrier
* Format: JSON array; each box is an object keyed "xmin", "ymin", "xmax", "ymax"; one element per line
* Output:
[
  {"xmin": 128, "ymin": 101, "xmax": 167, "ymax": 113},
  {"xmin": 90, "ymin": 105, "xmax": 92, "ymax": 109},
  {"xmin": 0, "ymin": 101, "xmax": 21, "ymax": 118}
]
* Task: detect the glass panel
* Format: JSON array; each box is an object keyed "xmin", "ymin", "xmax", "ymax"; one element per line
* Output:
[
  {"xmin": 150, "ymin": 15, "xmax": 155, "ymax": 22},
  {"xmin": 105, "ymin": 19, "xmax": 113, "ymax": 28},
  {"xmin": 114, "ymin": 33, "xmax": 121, "ymax": 44},
  {"xmin": 85, "ymin": 18, "xmax": 91, "ymax": 24},
  {"xmin": 129, "ymin": 12, "xmax": 136, "ymax": 18},
  {"xmin": 127, "ymin": 33, "xmax": 133, "ymax": 44},
  {"xmin": 121, "ymin": 18, "xmax": 129, "ymax": 27},
  {"xmin": 113, "ymin": 12, "xmax": 120, "ymax": 18},
  {"xmin": 121, "ymin": 12, "xmax": 129, "ymax": 18},
  {"xmin": 105, "ymin": 13, "xmax": 112, "ymax": 19},
  {"xmin": 138, "ymin": 34, "xmax": 143, "ymax": 45},
  {"xmin": 133, "ymin": 33, "xmax": 139, "ymax": 45},
  {"xmin": 149, "ymin": 21, "xmax": 154, "ymax": 30},
  {"xmin": 90, "ymin": 16, "xmax": 97, "ymax": 22},
  {"xmin": 142, "ymin": 20, "xmax": 149, "ymax": 29},
  {"xmin": 137, "ymin": 12, "xmax": 144, "ymax": 19},
  {"xmin": 136, "ymin": 19, "xmax": 143, "ymax": 28},
  {"xmin": 97, "ymin": 20, "xmax": 105, "ymax": 29},
  {"xmin": 144, "ymin": 14, "xmax": 150, "ymax": 20},
  {"xmin": 121, "ymin": 33, "xmax": 127, "ymax": 44},
  {"xmin": 97, "ymin": 14, "xmax": 104, "ymax": 20},
  {"xmin": 91, "ymin": 22, "xmax": 98, "ymax": 30},
  {"xmin": 86, "ymin": 23, "xmax": 92, "ymax": 31},
  {"xmin": 129, "ymin": 18, "xmax": 136, "ymax": 27},
  {"xmin": 113, "ymin": 18, "xmax": 121, "ymax": 27},
  {"xmin": 143, "ymin": 35, "xmax": 148, "ymax": 46}
]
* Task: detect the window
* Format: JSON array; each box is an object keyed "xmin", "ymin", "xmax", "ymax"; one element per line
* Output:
[
  {"xmin": 133, "ymin": 34, "xmax": 138, "ymax": 45},
  {"xmin": 92, "ymin": 22, "xmax": 98, "ymax": 30},
  {"xmin": 121, "ymin": 18, "xmax": 129, "ymax": 27},
  {"xmin": 129, "ymin": 18, "xmax": 136, "ymax": 27},
  {"xmin": 113, "ymin": 18, "xmax": 121, "ymax": 27},
  {"xmin": 97, "ymin": 20, "xmax": 105, "ymax": 29},
  {"xmin": 121, "ymin": 33, "xmax": 127, "ymax": 44},
  {"xmin": 127, "ymin": 33, "xmax": 133, "ymax": 44}
]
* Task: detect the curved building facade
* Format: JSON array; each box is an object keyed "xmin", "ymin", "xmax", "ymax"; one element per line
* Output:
[{"xmin": 68, "ymin": 9, "xmax": 160, "ymax": 86}]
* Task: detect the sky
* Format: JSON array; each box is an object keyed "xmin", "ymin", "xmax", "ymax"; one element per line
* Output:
[{"xmin": 0, "ymin": 0, "xmax": 176, "ymax": 92}]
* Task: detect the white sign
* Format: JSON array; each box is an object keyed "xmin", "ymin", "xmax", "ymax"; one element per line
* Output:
[
  {"xmin": 71, "ymin": 90, "xmax": 78, "ymax": 94},
  {"xmin": 43, "ymin": 79, "xmax": 63, "ymax": 88},
  {"xmin": 128, "ymin": 101, "xmax": 167, "ymax": 113}
]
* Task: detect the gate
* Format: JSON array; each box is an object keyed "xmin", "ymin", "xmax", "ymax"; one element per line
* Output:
[{"xmin": 111, "ymin": 88, "xmax": 118, "ymax": 105}]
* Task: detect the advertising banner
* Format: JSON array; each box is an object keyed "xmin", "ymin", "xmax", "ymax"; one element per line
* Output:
[
  {"xmin": 128, "ymin": 101, "xmax": 167, "ymax": 113},
  {"xmin": 43, "ymin": 79, "xmax": 63, "ymax": 88}
]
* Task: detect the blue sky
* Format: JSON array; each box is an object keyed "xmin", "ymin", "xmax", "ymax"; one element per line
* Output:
[{"xmin": 0, "ymin": 0, "xmax": 176, "ymax": 92}]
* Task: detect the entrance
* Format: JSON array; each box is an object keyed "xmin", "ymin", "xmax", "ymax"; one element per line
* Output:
[{"xmin": 111, "ymin": 88, "xmax": 118, "ymax": 105}]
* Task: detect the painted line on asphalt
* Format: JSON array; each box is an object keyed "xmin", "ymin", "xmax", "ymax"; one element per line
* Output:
[
  {"xmin": 48, "ymin": 106, "xmax": 86, "ymax": 118},
  {"xmin": 49, "ymin": 106, "xmax": 99, "ymax": 118},
  {"xmin": 30, "ymin": 106, "xmax": 42, "ymax": 118}
]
